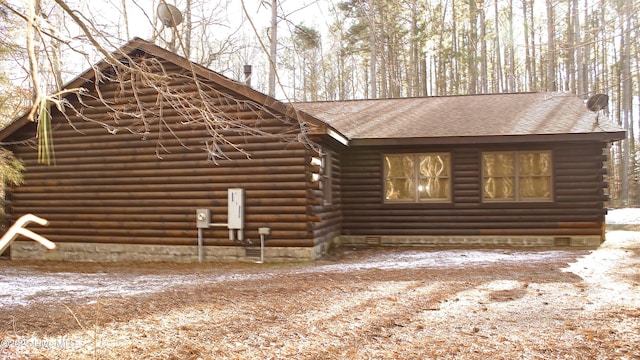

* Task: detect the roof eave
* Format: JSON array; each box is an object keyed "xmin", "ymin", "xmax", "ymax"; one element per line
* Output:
[
  {"xmin": 0, "ymin": 118, "xmax": 31, "ymax": 142},
  {"xmin": 348, "ymin": 131, "xmax": 627, "ymax": 147}
]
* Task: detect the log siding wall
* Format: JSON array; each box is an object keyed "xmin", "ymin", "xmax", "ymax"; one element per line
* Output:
[
  {"xmin": 340, "ymin": 142, "xmax": 609, "ymax": 240},
  {"xmin": 5, "ymin": 54, "xmax": 322, "ymax": 252}
]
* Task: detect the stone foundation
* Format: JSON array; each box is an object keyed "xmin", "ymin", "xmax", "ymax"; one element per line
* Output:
[
  {"xmin": 10, "ymin": 241, "xmax": 327, "ymax": 263},
  {"xmin": 9, "ymin": 234, "xmax": 602, "ymax": 263},
  {"xmin": 335, "ymin": 235, "xmax": 603, "ymax": 248}
]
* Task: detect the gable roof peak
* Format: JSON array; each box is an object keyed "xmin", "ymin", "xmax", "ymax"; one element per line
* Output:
[{"xmin": 1, "ymin": 38, "xmax": 342, "ymax": 143}]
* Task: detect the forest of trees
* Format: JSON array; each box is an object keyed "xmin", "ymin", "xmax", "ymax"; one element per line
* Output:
[{"xmin": 0, "ymin": 0, "xmax": 638, "ymax": 205}]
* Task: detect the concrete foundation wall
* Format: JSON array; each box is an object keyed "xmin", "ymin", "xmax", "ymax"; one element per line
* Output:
[
  {"xmin": 10, "ymin": 241, "xmax": 326, "ymax": 263},
  {"xmin": 336, "ymin": 235, "xmax": 603, "ymax": 248},
  {"xmin": 10, "ymin": 234, "xmax": 601, "ymax": 264}
]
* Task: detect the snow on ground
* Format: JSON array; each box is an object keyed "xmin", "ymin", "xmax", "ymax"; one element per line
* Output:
[
  {"xmin": 0, "ymin": 250, "xmax": 578, "ymax": 308},
  {"xmin": 567, "ymin": 229, "xmax": 640, "ymax": 309},
  {"xmin": 0, "ymin": 269, "xmax": 280, "ymax": 307},
  {"xmin": 606, "ymin": 207, "xmax": 640, "ymax": 224},
  {"xmin": 313, "ymin": 249, "xmax": 574, "ymax": 273},
  {"xmin": 0, "ymin": 207, "xmax": 638, "ymax": 309},
  {"xmin": 0, "ymin": 270, "xmax": 198, "ymax": 307}
]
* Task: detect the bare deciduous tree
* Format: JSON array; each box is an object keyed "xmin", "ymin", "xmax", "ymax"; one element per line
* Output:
[{"xmin": 0, "ymin": 0, "xmax": 313, "ymax": 165}]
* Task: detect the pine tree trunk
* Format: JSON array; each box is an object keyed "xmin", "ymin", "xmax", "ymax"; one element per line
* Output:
[
  {"xmin": 621, "ymin": 6, "xmax": 633, "ymax": 204},
  {"xmin": 479, "ymin": 1, "xmax": 488, "ymax": 93},
  {"xmin": 573, "ymin": 0, "xmax": 584, "ymax": 98},
  {"xmin": 530, "ymin": 0, "xmax": 537, "ymax": 90},
  {"xmin": 468, "ymin": 0, "xmax": 478, "ymax": 94},
  {"xmin": 545, "ymin": 0, "xmax": 557, "ymax": 91},
  {"xmin": 567, "ymin": 0, "xmax": 575, "ymax": 93},
  {"xmin": 522, "ymin": 0, "xmax": 532, "ymax": 90},
  {"xmin": 268, "ymin": 0, "xmax": 277, "ymax": 97},
  {"xmin": 368, "ymin": 0, "xmax": 377, "ymax": 98},
  {"xmin": 507, "ymin": 0, "xmax": 515, "ymax": 91},
  {"xmin": 493, "ymin": 0, "xmax": 503, "ymax": 92}
]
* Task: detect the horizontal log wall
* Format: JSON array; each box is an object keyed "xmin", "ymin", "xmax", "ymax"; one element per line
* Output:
[
  {"xmin": 5, "ymin": 53, "xmax": 318, "ymax": 249},
  {"xmin": 340, "ymin": 142, "xmax": 609, "ymax": 239}
]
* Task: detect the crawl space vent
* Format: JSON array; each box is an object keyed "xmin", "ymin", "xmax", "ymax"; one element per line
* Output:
[
  {"xmin": 245, "ymin": 248, "xmax": 261, "ymax": 257},
  {"xmin": 553, "ymin": 237, "xmax": 571, "ymax": 247}
]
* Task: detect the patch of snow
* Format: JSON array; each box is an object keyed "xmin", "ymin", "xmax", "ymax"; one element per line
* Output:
[
  {"xmin": 606, "ymin": 207, "xmax": 640, "ymax": 224},
  {"xmin": 478, "ymin": 279, "xmax": 523, "ymax": 291},
  {"xmin": 0, "ymin": 271, "xmax": 201, "ymax": 307},
  {"xmin": 2, "ymin": 209, "xmax": 640, "ymax": 309},
  {"xmin": 312, "ymin": 250, "xmax": 574, "ymax": 273},
  {"xmin": 565, "ymin": 230, "xmax": 640, "ymax": 309},
  {"xmin": 0, "ymin": 250, "xmax": 575, "ymax": 308}
]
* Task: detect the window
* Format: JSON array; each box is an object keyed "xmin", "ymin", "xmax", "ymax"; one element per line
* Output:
[
  {"xmin": 311, "ymin": 150, "xmax": 332, "ymax": 205},
  {"xmin": 482, "ymin": 151, "xmax": 552, "ymax": 202},
  {"xmin": 384, "ymin": 153, "xmax": 450, "ymax": 202}
]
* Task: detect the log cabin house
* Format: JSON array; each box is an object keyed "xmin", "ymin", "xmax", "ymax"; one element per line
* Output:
[{"xmin": 0, "ymin": 38, "xmax": 625, "ymax": 262}]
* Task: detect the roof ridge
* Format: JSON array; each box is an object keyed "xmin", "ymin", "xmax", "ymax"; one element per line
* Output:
[{"xmin": 293, "ymin": 92, "xmax": 542, "ymax": 104}]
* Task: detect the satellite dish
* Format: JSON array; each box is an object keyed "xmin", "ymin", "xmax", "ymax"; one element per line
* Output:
[
  {"xmin": 586, "ymin": 94, "xmax": 608, "ymax": 112},
  {"xmin": 157, "ymin": 3, "xmax": 183, "ymax": 28}
]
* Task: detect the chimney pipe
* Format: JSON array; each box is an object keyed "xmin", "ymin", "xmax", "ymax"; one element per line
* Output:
[{"xmin": 243, "ymin": 65, "xmax": 252, "ymax": 86}]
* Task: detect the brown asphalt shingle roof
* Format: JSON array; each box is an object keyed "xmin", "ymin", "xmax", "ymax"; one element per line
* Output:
[{"xmin": 294, "ymin": 92, "xmax": 624, "ymax": 142}]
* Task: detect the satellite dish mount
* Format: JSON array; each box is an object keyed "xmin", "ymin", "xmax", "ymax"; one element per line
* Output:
[
  {"xmin": 157, "ymin": 3, "xmax": 184, "ymax": 28},
  {"xmin": 153, "ymin": 3, "xmax": 184, "ymax": 51},
  {"xmin": 586, "ymin": 94, "xmax": 608, "ymax": 125}
]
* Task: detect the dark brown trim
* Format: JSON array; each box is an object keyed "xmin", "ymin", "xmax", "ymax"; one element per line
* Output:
[{"xmin": 349, "ymin": 132, "xmax": 626, "ymax": 147}]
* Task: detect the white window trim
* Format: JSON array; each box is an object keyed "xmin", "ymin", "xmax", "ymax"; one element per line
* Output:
[
  {"xmin": 312, "ymin": 150, "xmax": 332, "ymax": 205},
  {"xmin": 321, "ymin": 151, "xmax": 332, "ymax": 205}
]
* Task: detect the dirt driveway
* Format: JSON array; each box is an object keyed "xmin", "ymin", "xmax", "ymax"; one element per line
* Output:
[{"xmin": 1, "ymin": 231, "xmax": 639, "ymax": 359}]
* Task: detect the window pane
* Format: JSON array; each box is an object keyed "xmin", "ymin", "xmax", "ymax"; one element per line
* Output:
[
  {"xmin": 321, "ymin": 151, "xmax": 332, "ymax": 204},
  {"xmin": 419, "ymin": 178, "xmax": 450, "ymax": 200},
  {"xmin": 419, "ymin": 154, "xmax": 449, "ymax": 177},
  {"xmin": 483, "ymin": 153, "xmax": 515, "ymax": 200},
  {"xmin": 385, "ymin": 155, "xmax": 414, "ymax": 177},
  {"xmin": 418, "ymin": 154, "xmax": 450, "ymax": 200},
  {"xmin": 518, "ymin": 152, "xmax": 551, "ymax": 200},
  {"xmin": 385, "ymin": 155, "xmax": 415, "ymax": 201},
  {"xmin": 483, "ymin": 153, "xmax": 515, "ymax": 176},
  {"xmin": 386, "ymin": 178, "xmax": 415, "ymax": 200},
  {"xmin": 519, "ymin": 152, "xmax": 551, "ymax": 176},
  {"xmin": 519, "ymin": 176, "xmax": 551, "ymax": 199},
  {"xmin": 484, "ymin": 177, "xmax": 515, "ymax": 199}
]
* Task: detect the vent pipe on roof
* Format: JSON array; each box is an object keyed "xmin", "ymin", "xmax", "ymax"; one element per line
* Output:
[{"xmin": 243, "ymin": 65, "xmax": 252, "ymax": 87}]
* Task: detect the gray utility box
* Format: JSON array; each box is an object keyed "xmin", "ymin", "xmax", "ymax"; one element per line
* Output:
[{"xmin": 196, "ymin": 209, "xmax": 210, "ymax": 229}]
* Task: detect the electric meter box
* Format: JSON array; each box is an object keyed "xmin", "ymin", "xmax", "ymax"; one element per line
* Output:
[
  {"xmin": 196, "ymin": 209, "xmax": 210, "ymax": 228},
  {"xmin": 228, "ymin": 188, "xmax": 244, "ymax": 230}
]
